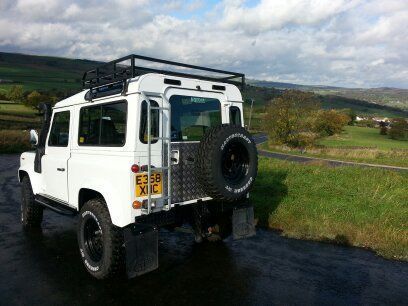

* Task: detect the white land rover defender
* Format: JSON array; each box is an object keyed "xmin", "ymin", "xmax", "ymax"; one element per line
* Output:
[{"xmin": 18, "ymin": 55, "xmax": 258, "ymax": 279}]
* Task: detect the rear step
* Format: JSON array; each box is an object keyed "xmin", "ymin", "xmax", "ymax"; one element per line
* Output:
[{"xmin": 35, "ymin": 195, "xmax": 77, "ymax": 216}]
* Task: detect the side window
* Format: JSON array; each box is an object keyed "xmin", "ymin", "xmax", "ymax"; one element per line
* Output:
[
  {"xmin": 48, "ymin": 111, "xmax": 70, "ymax": 147},
  {"xmin": 101, "ymin": 103, "xmax": 127, "ymax": 145},
  {"xmin": 78, "ymin": 101, "xmax": 127, "ymax": 146},
  {"xmin": 139, "ymin": 100, "xmax": 159, "ymax": 144},
  {"xmin": 78, "ymin": 106, "xmax": 101, "ymax": 145},
  {"xmin": 229, "ymin": 106, "xmax": 242, "ymax": 126}
]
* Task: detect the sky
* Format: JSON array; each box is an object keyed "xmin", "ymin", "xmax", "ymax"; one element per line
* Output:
[{"xmin": 0, "ymin": 0, "xmax": 407, "ymax": 88}]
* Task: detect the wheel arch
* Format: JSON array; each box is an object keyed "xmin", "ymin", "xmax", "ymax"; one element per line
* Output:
[
  {"xmin": 78, "ymin": 188, "xmax": 104, "ymax": 212},
  {"xmin": 18, "ymin": 170, "xmax": 29, "ymax": 182},
  {"xmin": 76, "ymin": 187, "xmax": 129, "ymax": 227}
]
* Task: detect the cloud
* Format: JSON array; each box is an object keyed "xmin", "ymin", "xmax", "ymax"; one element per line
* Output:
[
  {"xmin": 0, "ymin": 0, "xmax": 407, "ymax": 88},
  {"xmin": 220, "ymin": 0, "xmax": 362, "ymax": 34}
]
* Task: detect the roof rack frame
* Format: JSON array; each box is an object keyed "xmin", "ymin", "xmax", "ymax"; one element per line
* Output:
[{"xmin": 82, "ymin": 54, "xmax": 245, "ymax": 90}]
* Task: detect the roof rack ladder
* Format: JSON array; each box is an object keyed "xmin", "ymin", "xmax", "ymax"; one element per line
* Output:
[{"xmin": 141, "ymin": 92, "xmax": 172, "ymax": 214}]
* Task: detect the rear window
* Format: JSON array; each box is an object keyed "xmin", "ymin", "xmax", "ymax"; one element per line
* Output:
[
  {"xmin": 78, "ymin": 101, "xmax": 127, "ymax": 146},
  {"xmin": 139, "ymin": 100, "xmax": 160, "ymax": 144},
  {"xmin": 169, "ymin": 95, "xmax": 221, "ymax": 141},
  {"xmin": 229, "ymin": 106, "xmax": 242, "ymax": 126}
]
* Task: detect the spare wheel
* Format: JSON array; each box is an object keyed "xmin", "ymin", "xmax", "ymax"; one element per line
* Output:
[{"xmin": 196, "ymin": 125, "xmax": 258, "ymax": 202}]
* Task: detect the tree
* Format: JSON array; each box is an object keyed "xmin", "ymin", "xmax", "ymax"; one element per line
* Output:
[
  {"xmin": 379, "ymin": 121, "xmax": 388, "ymax": 135},
  {"xmin": 0, "ymin": 91, "xmax": 7, "ymax": 101},
  {"xmin": 264, "ymin": 90, "xmax": 320, "ymax": 147},
  {"xmin": 25, "ymin": 91, "xmax": 43, "ymax": 108},
  {"xmin": 50, "ymin": 96, "xmax": 59, "ymax": 104},
  {"xmin": 388, "ymin": 118, "xmax": 408, "ymax": 140},
  {"xmin": 341, "ymin": 108, "xmax": 356, "ymax": 125},
  {"xmin": 313, "ymin": 110, "xmax": 350, "ymax": 136},
  {"xmin": 7, "ymin": 85, "xmax": 24, "ymax": 102}
]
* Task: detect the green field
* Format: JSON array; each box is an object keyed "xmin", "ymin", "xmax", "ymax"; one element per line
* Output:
[
  {"xmin": 243, "ymin": 105, "xmax": 265, "ymax": 133},
  {"xmin": 0, "ymin": 102, "xmax": 37, "ymax": 116},
  {"xmin": 264, "ymin": 126, "xmax": 408, "ymax": 167},
  {"xmin": 318, "ymin": 126, "xmax": 408, "ymax": 150},
  {"xmin": 252, "ymin": 157, "xmax": 408, "ymax": 260}
]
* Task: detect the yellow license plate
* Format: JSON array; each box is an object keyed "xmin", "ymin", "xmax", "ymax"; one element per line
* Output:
[{"xmin": 135, "ymin": 172, "xmax": 162, "ymax": 197}]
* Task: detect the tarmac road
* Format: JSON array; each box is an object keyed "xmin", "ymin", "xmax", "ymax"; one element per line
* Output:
[
  {"xmin": 252, "ymin": 133, "xmax": 408, "ymax": 171},
  {"xmin": 0, "ymin": 154, "xmax": 407, "ymax": 305}
]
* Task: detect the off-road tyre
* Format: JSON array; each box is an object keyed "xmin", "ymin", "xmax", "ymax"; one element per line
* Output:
[
  {"xmin": 78, "ymin": 198, "xmax": 125, "ymax": 279},
  {"xmin": 196, "ymin": 125, "xmax": 258, "ymax": 202},
  {"xmin": 21, "ymin": 176, "xmax": 43, "ymax": 228}
]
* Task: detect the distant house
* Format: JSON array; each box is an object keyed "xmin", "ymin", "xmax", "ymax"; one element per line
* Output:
[
  {"xmin": 355, "ymin": 116, "xmax": 367, "ymax": 121},
  {"xmin": 372, "ymin": 117, "xmax": 390, "ymax": 123}
]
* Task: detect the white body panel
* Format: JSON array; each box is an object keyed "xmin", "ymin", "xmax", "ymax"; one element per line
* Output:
[{"xmin": 19, "ymin": 73, "xmax": 244, "ymax": 227}]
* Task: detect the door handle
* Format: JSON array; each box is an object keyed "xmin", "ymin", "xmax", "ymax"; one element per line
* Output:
[
  {"xmin": 171, "ymin": 150, "xmax": 179, "ymax": 165},
  {"xmin": 57, "ymin": 168, "xmax": 65, "ymax": 172}
]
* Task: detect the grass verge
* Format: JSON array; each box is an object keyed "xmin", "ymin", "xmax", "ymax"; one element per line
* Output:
[{"xmin": 251, "ymin": 157, "xmax": 408, "ymax": 261}]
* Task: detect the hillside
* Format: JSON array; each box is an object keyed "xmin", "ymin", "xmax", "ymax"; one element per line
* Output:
[
  {"xmin": 0, "ymin": 52, "xmax": 100, "ymax": 94},
  {"xmin": 0, "ymin": 52, "xmax": 407, "ymax": 117},
  {"xmin": 250, "ymin": 80, "xmax": 408, "ymax": 114}
]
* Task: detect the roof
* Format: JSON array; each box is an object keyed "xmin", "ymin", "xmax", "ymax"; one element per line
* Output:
[
  {"xmin": 82, "ymin": 54, "xmax": 245, "ymax": 90},
  {"xmin": 54, "ymin": 73, "xmax": 243, "ymax": 109}
]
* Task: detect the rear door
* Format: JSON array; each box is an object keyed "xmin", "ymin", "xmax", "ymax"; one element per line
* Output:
[
  {"xmin": 41, "ymin": 108, "xmax": 71, "ymax": 202},
  {"xmin": 164, "ymin": 88, "xmax": 226, "ymax": 203}
]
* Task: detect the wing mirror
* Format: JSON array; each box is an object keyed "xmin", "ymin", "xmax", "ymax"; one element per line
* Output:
[{"xmin": 29, "ymin": 130, "xmax": 39, "ymax": 146}]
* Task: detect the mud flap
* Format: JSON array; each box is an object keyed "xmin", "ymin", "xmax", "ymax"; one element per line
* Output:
[
  {"xmin": 232, "ymin": 204, "xmax": 256, "ymax": 240},
  {"xmin": 123, "ymin": 224, "xmax": 158, "ymax": 279}
]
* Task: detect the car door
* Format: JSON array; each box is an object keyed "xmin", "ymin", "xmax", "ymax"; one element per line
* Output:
[
  {"xmin": 164, "ymin": 88, "xmax": 226, "ymax": 203},
  {"xmin": 41, "ymin": 109, "xmax": 71, "ymax": 202}
]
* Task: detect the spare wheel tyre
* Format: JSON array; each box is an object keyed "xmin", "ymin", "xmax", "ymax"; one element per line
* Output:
[{"xmin": 196, "ymin": 125, "xmax": 258, "ymax": 202}]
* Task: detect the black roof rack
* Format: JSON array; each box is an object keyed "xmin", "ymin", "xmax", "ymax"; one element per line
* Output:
[{"xmin": 82, "ymin": 54, "xmax": 245, "ymax": 90}]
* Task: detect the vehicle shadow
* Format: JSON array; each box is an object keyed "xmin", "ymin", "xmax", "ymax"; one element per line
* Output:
[{"xmin": 252, "ymin": 168, "xmax": 288, "ymax": 226}]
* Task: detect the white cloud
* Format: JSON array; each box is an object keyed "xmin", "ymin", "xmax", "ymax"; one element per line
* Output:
[
  {"xmin": 220, "ymin": 0, "xmax": 362, "ymax": 34},
  {"xmin": 0, "ymin": 0, "xmax": 407, "ymax": 88}
]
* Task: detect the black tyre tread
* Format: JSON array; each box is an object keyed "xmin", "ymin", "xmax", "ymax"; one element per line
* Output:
[
  {"xmin": 21, "ymin": 176, "xmax": 43, "ymax": 228},
  {"xmin": 196, "ymin": 125, "xmax": 258, "ymax": 201},
  {"xmin": 197, "ymin": 125, "xmax": 224, "ymax": 199},
  {"xmin": 79, "ymin": 198, "xmax": 124, "ymax": 279}
]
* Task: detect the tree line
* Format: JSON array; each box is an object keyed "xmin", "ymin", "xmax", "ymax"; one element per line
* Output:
[
  {"xmin": 0, "ymin": 85, "xmax": 78, "ymax": 107},
  {"xmin": 264, "ymin": 90, "xmax": 407, "ymax": 146}
]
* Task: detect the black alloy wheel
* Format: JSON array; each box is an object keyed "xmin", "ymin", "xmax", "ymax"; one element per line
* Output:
[
  {"xmin": 83, "ymin": 217, "xmax": 103, "ymax": 262},
  {"xmin": 221, "ymin": 141, "xmax": 250, "ymax": 185}
]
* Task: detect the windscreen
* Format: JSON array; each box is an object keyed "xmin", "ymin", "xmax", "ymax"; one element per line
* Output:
[{"xmin": 169, "ymin": 95, "xmax": 221, "ymax": 141}]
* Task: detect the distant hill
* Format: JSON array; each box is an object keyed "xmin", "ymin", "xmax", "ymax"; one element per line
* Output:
[
  {"xmin": 249, "ymin": 80, "xmax": 408, "ymax": 114},
  {"xmin": 0, "ymin": 52, "xmax": 407, "ymax": 117},
  {"xmin": 242, "ymin": 85, "xmax": 408, "ymax": 118},
  {"xmin": 248, "ymin": 80, "xmax": 341, "ymax": 90},
  {"xmin": 0, "ymin": 52, "xmax": 100, "ymax": 94}
]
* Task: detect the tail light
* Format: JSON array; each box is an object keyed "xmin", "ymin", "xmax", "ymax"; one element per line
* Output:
[{"xmin": 131, "ymin": 164, "xmax": 140, "ymax": 173}]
